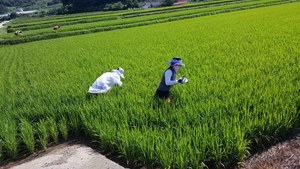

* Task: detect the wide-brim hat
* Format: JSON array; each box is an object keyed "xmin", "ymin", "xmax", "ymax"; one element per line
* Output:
[{"xmin": 168, "ymin": 57, "xmax": 185, "ymax": 66}]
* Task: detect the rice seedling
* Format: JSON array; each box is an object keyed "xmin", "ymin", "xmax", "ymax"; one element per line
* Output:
[
  {"xmin": 47, "ymin": 117, "xmax": 59, "ymax": 144},
  {"xmin": 0, "ymin": 119, "xmax": 18, "ymax": 159},
  {"xmin": 58, "ymin": 117, "xmax": 69, "ymax": 141},
  {"xmin": 67, "ymin": 111, "xmax": 82, "ymax": 136},
  {"xmin": 19, "ymin": 119, "xmax": 35, "ymax": 154},
  {"xmin": 0, "ymin": 139, "xmax": 3, "ymax": 163},
  {"xmin": 36, "ymin": 120, "xmax": 49, "ymax": 150},
  {"xmin": 135, "ymin": 130, "xmax": 158, "ymax": 167},
  {"xmin": 117, "ymin": 127, "xmax": 140, "ymax": 167}
]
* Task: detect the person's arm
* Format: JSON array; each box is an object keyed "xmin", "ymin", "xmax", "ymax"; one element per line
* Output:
[
  {"xmin": 116, "ymin": 80, "xmax": 122, "ymax": 87},
  {"xmin": 164, "ymin": 69, "xmax": 179, "ymax": 86},
  {"xmin": 111, "ymin": 74, "xmax": 122, "ymax": 87}
]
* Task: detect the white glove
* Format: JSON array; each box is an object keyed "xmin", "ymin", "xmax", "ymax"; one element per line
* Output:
[
  {"xmin": 178, "ymin": 77, "xmax": 188, "ymax": 84},
  {"xmin": 181, "ymin": 78, "xmax": 188, "ymax": 84}
]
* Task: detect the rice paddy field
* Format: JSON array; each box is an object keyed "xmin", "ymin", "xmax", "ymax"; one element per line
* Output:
[{"xmin": 0, "ymin": 1, "xmax": 299, "ymax": 168}]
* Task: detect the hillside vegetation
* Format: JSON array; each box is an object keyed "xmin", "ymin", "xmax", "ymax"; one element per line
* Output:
[{"xmin": 0, "ymin": 1, "xmax": 299, "ymax": 168}]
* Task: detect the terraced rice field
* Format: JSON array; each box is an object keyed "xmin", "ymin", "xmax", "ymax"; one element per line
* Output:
[{"xmin": 0, "ymin": 1, "xmax": 299, "ymax": 168}]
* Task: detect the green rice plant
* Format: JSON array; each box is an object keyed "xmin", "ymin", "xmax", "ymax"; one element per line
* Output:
[
  {"xmin": 155, "ymin": 131, "xmax": 175, "ymax": 169},
  {"xmin": 67, "ymin": 111, "xmax": 82, "ymax": 136},
  {"xmin": 0, "ymin": 1, "xmax": 299, "ymax": 167},
  {"xmin": 121, "ymin": 126, "xmax": 159, "ymax": 168},
  {"xmin": 58, "ymin": 117, "xmax": 68, "ymax": 141},
  {"xmin": 47, "ymin": 117, "xmax": 58, "ymax": 144},
  {"xmin": 0, "ymin": 119, "xmax": 18, "ymax": 159},
  {"xmin": 187, "ymin": 126, "xmax": 210, "ymax": 169},
  {"xmin": 0, "ymin": 139, "xmax": 3, "ymax": 163},
  {"xmin": 19, "ymin": 119, "xmax": 35, "ymax": 154},
  {"xmin": 36, "ymin": 120, "xmax": 48, "ymax": 150},
  {"xmin": 79, "ymin": 109, "xmax": 102, "ymax": 138},
  {"xmin": 117, "ymin": 127, "xmax": 140, "ymax": 167},
  {"xmin": 93, "ymin": 122, "xmax": 119, "ymax": 153}
]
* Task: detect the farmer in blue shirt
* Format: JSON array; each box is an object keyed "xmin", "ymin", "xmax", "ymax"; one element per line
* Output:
[{"xmin": 155, "ymin": 57, "xmax": 188, "ymax": 103}]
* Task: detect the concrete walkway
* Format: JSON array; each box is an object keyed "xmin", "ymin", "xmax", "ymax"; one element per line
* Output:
[{"xmin": 8, "ymin": 144, "xmax": 126, "ymax": 169}]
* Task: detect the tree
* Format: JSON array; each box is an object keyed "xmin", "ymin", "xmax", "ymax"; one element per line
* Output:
[
  {"xmin": 60, "ymin": 0, "xmax": 69, "ymax": 6},
  {"xmin": 52, "ymin": 0, "xmax": 61, "ymax": 4},
  {"xmin": 61, "ymin": 0, "xmax": 126, "ymax": 12},
  {"xmin": 162, "ymin": 0, "xmax": 177, "ymax": 6},
  {"xmin": 47, "ymin": 2, "xmax": 54, "ymax": 6},
  {"xmin": 126, "ymin": 0, "xmax": 139, "ymax": 8},
  {"xmin": 9, "ymin": 12, "xmax": 17, "ymax": 19},
  {"xmin": 0, "ymin": 0, "xmax": 39, "ymax": 7},
  {"xmin": 0, "ymin": 4, "xmax": 9, "ymax": 14},
  {"xmin": 111, "ymin": 1, "xmax": 125, "ymax": 10}
]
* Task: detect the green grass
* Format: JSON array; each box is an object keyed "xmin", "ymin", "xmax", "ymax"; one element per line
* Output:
[{"xmin": 0, "ymin": 2, "xmax": 299, "ymax": 168}]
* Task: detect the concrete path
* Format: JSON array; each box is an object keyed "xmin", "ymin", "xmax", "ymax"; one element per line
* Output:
[{"xmin": 9, "ymin": 144, "xmax": 126, "ymax": 169}]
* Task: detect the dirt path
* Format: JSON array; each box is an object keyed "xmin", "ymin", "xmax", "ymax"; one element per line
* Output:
[
  {"xmin": 0, "ymin": 21, "xmax": 9, "ymax": 28},
  {"xmin": 238, "ymin": 128, "xmax": 300, "ymax": 169}
]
